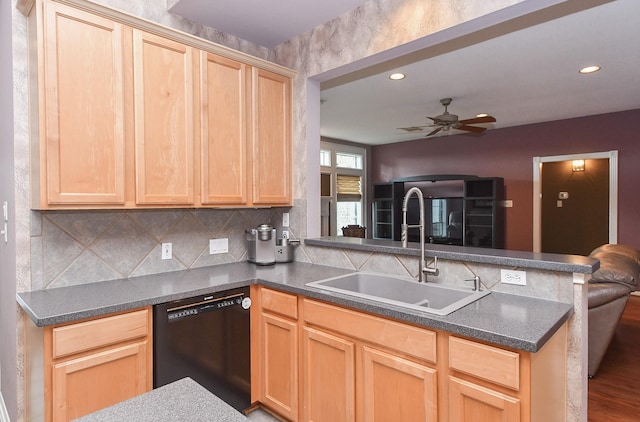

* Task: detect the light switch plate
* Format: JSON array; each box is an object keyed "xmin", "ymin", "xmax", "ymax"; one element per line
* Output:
[
  {"xmin": 282, "ymin": 212, "xmax": 290, "ymax": 227},
  {"xmin": 210, "ymin": 238, "xmax": 229, "ymax": 254},
  {"xmin": 161, "ymin": 243, "xmax": 172, "ymax": 260}
]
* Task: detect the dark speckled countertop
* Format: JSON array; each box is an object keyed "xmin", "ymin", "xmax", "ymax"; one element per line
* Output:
[{"xmin": 17, "ymin": 260, "xmax": 573, "ymax": 353}]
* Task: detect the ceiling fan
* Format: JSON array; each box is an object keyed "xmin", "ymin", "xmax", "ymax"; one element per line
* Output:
[{"xmin": 399, "ymin": 98, "xmax": 496, "ymax": 137}]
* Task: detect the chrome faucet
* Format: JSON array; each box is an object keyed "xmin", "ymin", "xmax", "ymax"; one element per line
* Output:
[{"xmin": 401, "ymin": 187, "xmax": 428, "ymax": 282}]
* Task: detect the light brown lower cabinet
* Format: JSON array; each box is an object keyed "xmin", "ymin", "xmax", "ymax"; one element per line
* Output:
[
  {"xmin": 253, "ymin": 287, "xmax": 568, "ymax": 422},
  {"xmin": 361, "ymin": 346, "xmax": 438, "ymax": 421},
  {"xmin": 51, "ymin": 342, "xmax": 149, "ymax": 421},
  {"xmin": 302, "ymin": 298, "xmax": 438, "ymax": 422},
  {"xmin": 253, "ymin": 287, "xmax": 299, "ymax": 421},
  {"xmin": 302, "ymin": 327, "xmax": 355, "ymax": 421},
  {"xmin": 26, "ymin": 307, "xmax": 153, "ymax": 422},
  {"xmin": 448, "ymin": 376, "xmax": 521, "ymax": 421}
]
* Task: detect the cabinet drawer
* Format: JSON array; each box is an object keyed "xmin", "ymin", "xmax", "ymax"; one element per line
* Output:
[
  {"xmin": 449, "ymin": 336, "xmax": 520, "ymax": 390},
  {"xmin": 303, "ymin": 299, "xmax": 436, "ymax": 363},
  {"xmin": 52, "ymin": 309, "xmax": 149, "ymax": 359},
  {"xmin": 261, "ymin": 288, "xmax": 298, "ymax": 320}
]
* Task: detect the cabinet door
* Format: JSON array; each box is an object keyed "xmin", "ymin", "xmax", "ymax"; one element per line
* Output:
[
  {"xmin": 51, "ymin": 341, "xmax": 149, "ymax": 421},
  {"xmin": 361, "ymin": 346, "xmax": 437, "ymax": 422},
  {"xmin": 42, "ymin": 2, "xmax": 126, "ymax": 205},
  {"xmin": 260, "ymin": 312, "xmax": 298, "ymax": 420},
  {"xmin": 133, "ymin": 30, "xmax": 195, "ymax": 205},
  {"xmin": 251, "ymin": 68, "xmax": 292, "ymax": 205},
  {"xmin": 449, "ymin": 376, "xmax": 520, "ymax": 422},
  {"xmin": 200, "ymin": 52, "xmax": 249, "ymax": 205},
  {"xmin": 302, "ymin": 327, "xmax": 355, "ymax": 422}
]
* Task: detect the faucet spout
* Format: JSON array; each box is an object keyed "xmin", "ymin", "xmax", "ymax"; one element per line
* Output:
[{"xmin": 401, "ymin": 187, "xmax": 426, "ymax": 282}]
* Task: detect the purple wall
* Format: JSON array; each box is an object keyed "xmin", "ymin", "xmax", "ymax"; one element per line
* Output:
[{"xmin": 371, "ymin": 109, "xmax": 640, "ymax": 252}]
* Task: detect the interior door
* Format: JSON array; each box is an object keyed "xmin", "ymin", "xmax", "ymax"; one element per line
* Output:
[{"xmin": 541, "ymin": 158, "xmax": 609, "ymax": 255}]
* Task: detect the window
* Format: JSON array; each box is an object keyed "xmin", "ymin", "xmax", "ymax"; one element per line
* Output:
[
  {"xmin": 320, "ymin": 149, "xmax": 332, "ymax": 167},
  {"xmin": 320, "ymin": 141, "xmax": 366, "ymax": 236},
  {"xmin": 432, "ymin": 199, "xmax": 445, "ymax": 237},
  {"xmin": 336, "ymin": 152, "xmax": 363, "ymax": 170}
]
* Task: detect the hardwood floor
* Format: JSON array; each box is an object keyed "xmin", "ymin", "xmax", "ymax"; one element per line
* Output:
[{"xmin": 588, "ymin": 295, "xmax": 640, "ymax": 421}]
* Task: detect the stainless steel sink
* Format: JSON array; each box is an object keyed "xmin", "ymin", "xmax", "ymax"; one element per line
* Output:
[{"xmin": 306, "ymin": 272, "xmax": 490, "ymax": 315}]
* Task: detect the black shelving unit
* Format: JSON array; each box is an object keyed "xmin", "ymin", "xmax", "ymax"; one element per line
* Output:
[
  {"xmin": 463, "ymin": 178, "xmax": 504, "ymax": 248},
  {"xmin": 373, "ymin": 176, "xmax": 504, "ymax": 248},
  {"xmin": 372, "ymin": 182, "xmax": 404, "ymax": 240}
]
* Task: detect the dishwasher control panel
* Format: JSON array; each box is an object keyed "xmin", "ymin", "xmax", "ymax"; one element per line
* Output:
[{"xmin": 166, "ymin": 292, "xmax": 248, "ymax": 322}]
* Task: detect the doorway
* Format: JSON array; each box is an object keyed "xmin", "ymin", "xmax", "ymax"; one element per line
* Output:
[{"xmin": 532, "ymin": 151, "xmax": 618, "ymax": 253}]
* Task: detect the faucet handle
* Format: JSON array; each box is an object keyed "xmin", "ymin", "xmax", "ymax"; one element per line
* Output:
[
  {"xmin": 465, "ymin": 275, "xmax": 482, "ymax": 291},
  {"xmin": 423, "ymin": 256, "xmax": 439, "ymax": 276}
]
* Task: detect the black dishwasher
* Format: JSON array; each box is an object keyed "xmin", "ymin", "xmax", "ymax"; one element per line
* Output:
[{"xmin": 153, "ymin": 287, "xmax": 251, "ymax": 412}]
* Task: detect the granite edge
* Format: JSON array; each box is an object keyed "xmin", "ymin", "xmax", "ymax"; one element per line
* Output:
[{"xmin": 303, "ymin": 237, "xmax": 599, "ymax": 274}]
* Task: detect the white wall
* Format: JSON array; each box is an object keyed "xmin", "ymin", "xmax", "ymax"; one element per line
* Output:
[{"xmin": 0, "ymin": 0, "xmax": 17, "ymax": 419}]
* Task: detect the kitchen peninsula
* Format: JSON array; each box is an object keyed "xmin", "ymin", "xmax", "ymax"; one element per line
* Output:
[{"xmin": 18, "ymin": 238, "xmax": 595, "ymax": 421}]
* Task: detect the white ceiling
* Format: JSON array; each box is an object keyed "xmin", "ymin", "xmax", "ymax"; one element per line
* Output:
[
  {"xmin": 168, "ymin": 0, "xmax": 369, "ymax": 49},
  {"xmin": 170, "ymin": 0, "xmax": 640, "ymax": 145}
]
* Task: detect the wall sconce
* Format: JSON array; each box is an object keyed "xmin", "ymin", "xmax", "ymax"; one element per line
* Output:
[{"xmin": 572, "ymin": 159, "xmax": 585, "ymax": 172}]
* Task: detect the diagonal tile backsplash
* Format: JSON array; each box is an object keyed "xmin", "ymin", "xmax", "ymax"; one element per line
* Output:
[{"xmin": 32, "ymin": 208, "xmax": 287, "ymax": 289}]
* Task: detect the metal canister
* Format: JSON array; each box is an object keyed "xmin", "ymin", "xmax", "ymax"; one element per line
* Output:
[{"xmin": 257, "ymin": 224, "xmax": 273, "ymax": 241}]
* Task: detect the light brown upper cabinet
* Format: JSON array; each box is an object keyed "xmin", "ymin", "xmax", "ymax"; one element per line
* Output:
[
  {"xmin": 200, "ymin": 52, "xmax": 249, "ymax": 205},
  {"xmin": 36, "ymin": 1, "xmax": 126, "ymax": 206},
  {"xmin": 132, "ymin": 30, "xmax": 195, "ymax": 205},
  {"xmin": 251, "ymin": 69, "xmax": 292, "ymax": 205},
  {"xmin": 25, "ymin": 0, "xmax": 295, "ymax": 210}
]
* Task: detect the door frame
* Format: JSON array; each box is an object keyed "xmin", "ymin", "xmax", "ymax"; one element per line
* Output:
[{"xmin": 532, "ymin": 150, "xmax": 618, "ymax": 252}]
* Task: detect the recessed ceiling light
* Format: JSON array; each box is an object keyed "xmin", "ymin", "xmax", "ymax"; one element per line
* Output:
[
  {"xmin": 579, "ymin": 65, "xmax": 601, "ymax": 74},
  {"xmin": 476, "ymin": 113, "xmax": 489, "ymax": 118},
  {"xmin": 389, "ymin": 73, "xmax": 405, "ymax": 80}
]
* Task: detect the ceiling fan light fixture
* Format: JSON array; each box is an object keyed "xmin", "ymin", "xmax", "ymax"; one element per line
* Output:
[
  {"xmin": 579, "ymin": 65, "xmax": 601, "ymax": 74},
  {"xmin": 389, "ymin": 72, "xmax": 406, "ymax": 80},
  {"xmin": 476, "ymin": 113, "xmax": 489, "ymax": 118}
]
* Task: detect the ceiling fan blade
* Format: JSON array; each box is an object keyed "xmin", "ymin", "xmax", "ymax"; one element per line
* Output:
[
  {"xmin": 456, "ymin": 125, "xmax": 487, "ymax": 133},
  {"xmin": 458, "ymin": 115, "xmax": 496, "ymax": 125},
  {"xmin": 397, "ymin": 126, "xmax": 431, "ymax": 132},
  {"xmin": 426, "ymin": 127, "xmax": 443, "ymax": 136}
]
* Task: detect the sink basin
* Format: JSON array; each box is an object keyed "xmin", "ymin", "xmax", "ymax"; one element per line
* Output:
[{"xmin": 306, "ymin": 272, "xmax": 490, "ymax": 315}]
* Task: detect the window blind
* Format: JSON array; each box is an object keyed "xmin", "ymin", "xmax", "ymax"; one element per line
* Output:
[{"xmin": 337, "ymin": 175, "xmax": 361, "ymax": 201}]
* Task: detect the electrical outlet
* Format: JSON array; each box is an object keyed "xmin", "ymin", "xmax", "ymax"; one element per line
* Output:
[
  {"xmin": 282, "ymin": 230, "xmax": 289, "ymax": 239},
  {"xmin": 501, "ymin": 269, "xmax": 526, "ymax": 285},
  {"xmin": 282, "ymin": 212, "xmax": 290, "ymax": 227},
  {"xmin": 161, "ymin": 243, "xmax": 172, "ymax": 260},
  {"xmin": 209, "ymin": 238, "xmax": 229, "ymax": 254}
]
